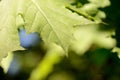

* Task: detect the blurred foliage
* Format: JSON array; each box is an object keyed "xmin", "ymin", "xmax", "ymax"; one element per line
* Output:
[
  {"xmin": 45, "ymin": 48, "xmax": 120, "ymax": 80},
  {"xmin": 0, "ymin": 0, "xmax": 120, "ymax": 80}
]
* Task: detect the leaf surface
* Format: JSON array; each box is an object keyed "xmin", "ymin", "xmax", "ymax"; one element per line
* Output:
[{"xmin": 0, "ymin": 0, "xmax": 94, "ymax": 61}]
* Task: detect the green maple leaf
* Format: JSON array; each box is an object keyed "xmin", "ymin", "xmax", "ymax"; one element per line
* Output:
[{"xmin": 0, "ymin": 0, "xmax": 94, "ymax": 61}]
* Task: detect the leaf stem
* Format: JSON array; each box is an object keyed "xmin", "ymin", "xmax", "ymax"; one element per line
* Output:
[{"xmin": 65, "ymin": 4, "xmax": 108, "ymax": 25}]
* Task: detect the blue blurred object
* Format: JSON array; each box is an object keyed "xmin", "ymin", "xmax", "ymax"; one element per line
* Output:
[
  {"xmin": 18, "ymin": 27, "xmax": 41, "ymax": 49},
  {"xmin": 7, "ymin": 57, "xmax": 21, "ymax": 76}
]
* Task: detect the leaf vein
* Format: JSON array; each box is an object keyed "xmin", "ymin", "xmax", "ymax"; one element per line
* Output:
[{"xmin": 31, "ymin": 0, "xmax": 64, "ymax": 49}]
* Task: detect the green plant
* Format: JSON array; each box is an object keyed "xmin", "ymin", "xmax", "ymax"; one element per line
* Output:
[{"xmin": 0, "ymin": 0, "xmax": 120, "ymax": 80}]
